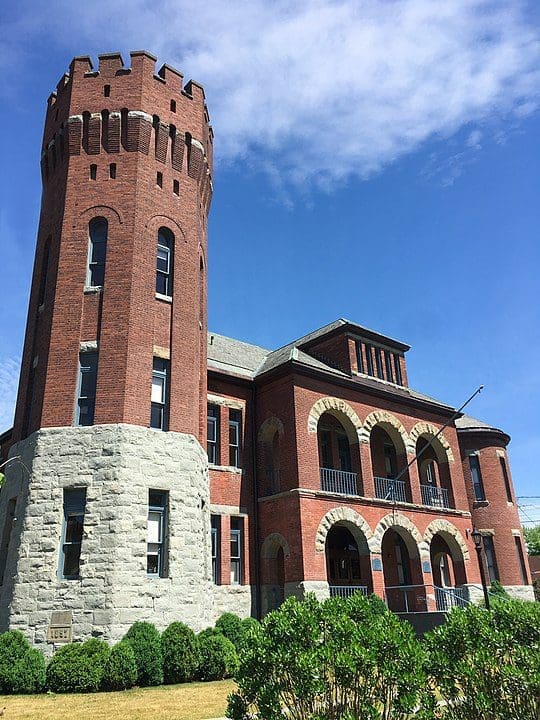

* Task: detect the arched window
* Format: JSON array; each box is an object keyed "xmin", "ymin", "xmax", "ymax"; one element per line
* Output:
[
  {"xmin": 156, "ymin": 227, "xmax": 174, "ymax": 296},
  {"xmin": 87, "ymin": 218, "xmax": 108, "ymax": 287}
]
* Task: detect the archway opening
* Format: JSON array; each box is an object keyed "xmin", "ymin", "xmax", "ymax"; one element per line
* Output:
[
  {"xmin": 259, "ymin": 421, "xmax": 282, "ymax": 495},
  {"xmin": 260, "ymin": 534, "xmax": 288, "ymax": 615},
  {"xmin": 370, "ymin": 425, "xmax": 411, "ymax": 503},
  {"xmin": 430, "ymin": 532, "xmax": 467, "ymax": 610},
  {"xmin": 325, "ymin": 523, "xmax": 372, "ymax": 597},
  {"xmin": 416, "ymin": 436, "xmax": 453, "ymax": 508},
  {"xmin": 318, "ymin": 412, "xmax": 361, "ymax": 495},
  {"xmin": 382, "ymin": 527, "xmax": 424, "ymax": 612}
]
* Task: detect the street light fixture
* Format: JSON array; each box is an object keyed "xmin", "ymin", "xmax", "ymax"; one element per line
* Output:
[{"xmin": 471, "ymin": 527, "xmax": 490, "ymax": 610}]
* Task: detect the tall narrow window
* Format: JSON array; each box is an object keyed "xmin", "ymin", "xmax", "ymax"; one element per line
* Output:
[
  {"xmin": 355, "ymin": 341, "xmax": 364, "ymax": 373},
  {"xmin": 207, "ymin": 404, "xmax": 220, "ymax": 464},
  {"xmin": 147, "ymin": 490, "xmax": 168, "ymax": 576},
  {"xmin": 469, "ymin": 455, "xmax": 486, "ymax": 501},
  {"xmin": 0, "ymin": 498, "xmax": 17, "ymax": 584},
  {"xmin": 156, "ymin": 227, "xmax": 174, "ymax": 296},
  {"xmin": 230, "ymin": 516, "xmax": 243, "ymax": 585},
  {"xmin": 383, "ymin": 443, "xmax": 396, "ymax": 478},
  {"xmin": 38, "ymin": 239, "xmax": 51, "ymax": 307},
  {"xmin": 211, "ymin": 515, "xmax": 220, "ymax": 584},
  {"xmin": 374, "ymin": 347, "xmax": 383, "ymax": 378},
  {"xmin": 500, "ymin": 457, "xmax": 513, "ymax": 503},
  {"xmin": 89, "ymin": 164, "xmax": 97, "ymax": 180},
  {"xmin": 384, "ymin": 351, "xmax": 394, "ymax": 382},
  {"xmin": 482, "ymin": 535, "xmax": 499, "ymax": 583},
  {"xmin": 151, "ymin": 358, "xmax": 169, "ymax": 430},
  {"xmin": 365, "ymin": 344, "xmax": 374, "ymax": 376},
  {"xmin": 60, "ymin": 488, "xmax": 86, "ymax": 579},
  {"xmin": 109, "ymin": 163, "xmax": 116, "ymax": 179},
  {"xmin": 87, "ymin": 217, "xmax": 107, "ymax": 287},
  {"xmin": 75, "ymin": 352, "xmax": 98, "ymax": 426},
  {"xmin": 394, "ymin": 355, "xmax": 403, "ymax": 385},
  {"xmin": 514, "ymin": 536, "xmax": 528, "ymax": 584},
  {"xmin": 229, "ymin": 409, "xmax": 241, "ymax": 467}
]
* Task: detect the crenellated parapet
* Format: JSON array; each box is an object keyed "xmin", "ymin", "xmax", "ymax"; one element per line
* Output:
[{"xmin": 41, "ymin": 51, "xmax": 212, "ymax": 209}]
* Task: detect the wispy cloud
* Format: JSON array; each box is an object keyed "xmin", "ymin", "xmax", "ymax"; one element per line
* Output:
[
  {"xmin": 3, "ymin": 0, "xmax": 540, "ymax": 188},
  {"xmin": 0, "ymin": 358, "xmax": 20, "ymax": 433}
]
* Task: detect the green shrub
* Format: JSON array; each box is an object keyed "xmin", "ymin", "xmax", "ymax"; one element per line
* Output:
[
  {"xmin": 46, "ymin": 638, "xmax": 110, "ymax": 693},
  {"xmin": 123, "ymin": 621, "xmax": 163, "ymax": 687},
  {"xmin": 0, "ymin": 630, "xmax": 46, "ymax": 694},
  {"xmin": 102, "ymin": 642, "xmax": 137, "ymax": 691},
  {"xmin": 161, "ymin": 622, "xmax": 199, "ymax": 684},
  {"xmin": 424, "ymin": 603, "xmax": 540, "ymax": 719},
  {"xmin": 227, "ymin": 593, "xmax": 430, "ymax": 719},
  {"xmin": 215, "ymin": 612, "xmax": 244, "ymax": 651},
  {"xmin": 197, "ymin": 633, "xmax": 238, "ymax": 681}
]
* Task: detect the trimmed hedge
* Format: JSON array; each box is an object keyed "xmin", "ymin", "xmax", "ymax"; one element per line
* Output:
[
  {"xmin": 46, "ymin": 638, "xmax": 110, "ymax": 693},
  {"xmin": 0, "ymin": 630, "xmax": 46, "ymax": 694},
  {"xmin": 215, "ymin": 612, "xmax": 245, "ymax": 650},
  {"xmin": 102, "ymin": 642, "xmax": 138, "ymax": 691},
  {"xmin": 123, "ymin": 621, "xmax": 163, "ymax": 687},
  {"xmin": 197, "ymin": 633, "xmax": 238, "ymax": 681},
  {"xmin": 161, "ymin": 622, "xmax": 199, "ymax": 684}
]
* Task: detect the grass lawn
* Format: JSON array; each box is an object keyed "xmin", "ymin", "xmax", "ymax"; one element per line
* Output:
[{"xmin": 0, "ymin": 679, "xmax": 235, "ymax": 720}]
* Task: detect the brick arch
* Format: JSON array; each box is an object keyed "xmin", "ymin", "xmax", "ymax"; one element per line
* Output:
[
  {"xmin": 372, "ymin": 512, "xmax": 429, "ymax": 560},
  {"xmin": 261, "ymin": 532, "xmax": 290, "ymax": 560},
  {"xmin": 145, "ymin": 213, "xmax": 187, "ymax": 241},
  {"xmin": 78, "ymin": 204, "xmax": 123, "ymax": 225},
  {"xmin": 410, "ymin": 422, "xmax": 454, "ymax": 462},
  {"xmin": 423, "ymin": 520, "xmax": 470, "ymax": 561},
  {"xmin": 315, "ymin": 507, "xmax": 373, "ymax": 553},
  {"xmin": 307, "ymin": 397, "xmax": 362, "ymax": 444},
  {"xmin": 360, "ymin": 410, "xmax": 413, "ymax": 453},
  {"xmin": 258, "ymin": 416, "xmax": 285, "ymax": 443}
]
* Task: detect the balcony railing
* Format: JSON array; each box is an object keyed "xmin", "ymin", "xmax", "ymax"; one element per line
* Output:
[
  {"xmin": 374, "ymin": 476, "xmax": 408, "ymax": 503},
  {"xmin": 420, "ymin": 484, "xmax": 450, "ymax": 508},
  {"xmin": 320, "ymin": 467, "xmax": 358, "ymax": 495},
  {"xmin": 434, "ymin": 585, "xmax": 467, "ymax": 611},
  {"xmin": 329, "ymin": 585, "xmax": 368, "ymax": 599}
]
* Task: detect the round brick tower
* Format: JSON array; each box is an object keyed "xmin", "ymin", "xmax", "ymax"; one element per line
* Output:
[
  {"xmin": 457, "ymin": 416, "xmax": 532, "ymax": 598},
  {"xmin": 0, "ymin": 52, "xmax": 215, "ymax": 649}
]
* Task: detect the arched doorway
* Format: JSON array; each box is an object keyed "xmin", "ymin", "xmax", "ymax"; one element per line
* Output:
[
  {"xmin": 260, "ymin": 533, "xmax": 289, "ymax": 615},
  {"xmin": 325, "ymin": 523, "xmax": 372, "ymax": 598},
  {"xmin": 382, "ymin": 528, "xmax": 424, "ymax": 612},
  {"xmin": 430, "ymin": 532, "xmax": 467, "ymax": 610},
  {"xmin": 370, "ymin": 425, "xmax": 411, "ymax": 503},
  {"xmin": 318, "ymin": 412, "xmax": 361, "ymax": 495}
]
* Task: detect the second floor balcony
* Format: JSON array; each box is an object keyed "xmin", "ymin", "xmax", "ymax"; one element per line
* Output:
[{"xmin": 320, "ymin": 467, "xmax": 358, "ymax": 495}]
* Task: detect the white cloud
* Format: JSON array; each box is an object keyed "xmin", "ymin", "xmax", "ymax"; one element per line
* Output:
[
  {"xmin": 0, "ymin": 358, "xmax": 20, "ymax": 433},
  {"xmin": 3, "ymin": 0, "xmax": 540, "ymax": 187}
]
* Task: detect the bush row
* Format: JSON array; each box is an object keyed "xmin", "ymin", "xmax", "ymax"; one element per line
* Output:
[{"xmin": 0, "ymin": 612, "xmax": 257, "ymax": 695}]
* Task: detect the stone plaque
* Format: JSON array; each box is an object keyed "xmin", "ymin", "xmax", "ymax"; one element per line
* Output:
[
  {"xmin": 47, "ymin": 610, "xmax": 73, "ymax": 643},
  {"xmin": 371, "ymin": 557, "xmax": 382, "ymax": 571}
]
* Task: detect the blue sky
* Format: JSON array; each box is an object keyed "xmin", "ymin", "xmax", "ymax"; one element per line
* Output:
[{"xmin": 0, "ymin": 0, "xmax": 539, "ymax": 511}]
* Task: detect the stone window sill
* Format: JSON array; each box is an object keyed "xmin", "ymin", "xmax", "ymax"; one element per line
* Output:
[
  {"xmin": 209, "ymin": 464, "xmax": 242, "ymax": 475},
  {"xmin": 84, "ymin": 286, "xmax": 103, "ymax": 294},
  {"xmin": 155, "ymin": 292, "xmax": 172, "ymax": 303}
]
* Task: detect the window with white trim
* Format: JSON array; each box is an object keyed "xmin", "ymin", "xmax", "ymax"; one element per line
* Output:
[
  {"xmin": 151, "ymin": 358, "xmax": 169, "ymax": 430},
  {"xmin": 469, "ymin": 455, "xmax": 486, "ymax": 501},
  {"xmin": 75, "ymin": 352, "xmax": 98, "ymax": 426},
  {"xmin": 156, "ymin": 227, "xmax": 174, "ymax": 296},
  {"xmin": 60, "ymin": 488, "xmax": 86, "ymax": 579},
  {"xmin": 147, "ymin": 490, "xmax": 168, "ymax": 576},
  {"xmin": 229, "ymin": 409, "xmax": 241, "ymax": 467},
  {"xmin": 87, "ymin": 218, "xmax": 107, "ymax": 287},
  {"xmin": 207, "ymin": 404, "xmax": 219, "ymax": 464},
  {"xmin": 230, "ymin": 516, "xmax": 243, "ymax": 585}
]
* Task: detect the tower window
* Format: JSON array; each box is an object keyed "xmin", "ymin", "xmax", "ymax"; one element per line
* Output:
[
  {"xmin": 482, "ymin": 535, "xmax": 499, "ymax": 583},
  {"xmin": 156, "ymin": 171, "xmax": 163, "ymax": 188},
  {"xmin": 374, "ymin": 347, "xmax": 383, "ymax": 378},
  {"xmin": 89, "ymin": 164, "xmax": 97, "ymax": 180},
  {"xmin": 469, "ymin": 454, "xmax": 486, "ymax": 501},
  {"xmin": 514, "ymin": 536, "xmax": 528, "ymax": 584},
  {"xmin": 156, "ymin": 227, "xmax": 174, "ymax": 297},
  {"xmin": 75, "ymin": 352, "xmax": 98, "ymax": 426},
  {"xmin": 229, "ymin": 409, "xmax": 242, "ymax": 468},
  {"xmin": 60, "ymin": 488, "xmax": 87, "ymax": 580},
  {"xmin": 365, "ymin": 344, "xmax": 374, "ymax": 376},
  {"xmin": 384, "ymin": 351, "xmax": 394, "ymax": 382},
  {"xmin": 230, "ymin": 516, "xmax": 243, "ymax": 585},
  {"xmin": 104, "ymin": 84, "xmax": 111, "ymax": 97},
  {"xmin": 147, "ymin": 490, "xmax": 168, "ymax": 576},
  {"xmin": 173, "ymin": 179, "xmax": 180, "ymax": 196},
  {"xmin": 207, "ymin": 404, "xmax": 220, "ymax": 464},
  {"xmin": 170, "ymin": 99, "xmax": 176, "ymax": 113},
  {"xmin": 109, "ymin": 163, "xmax": 116, "ymax": 179},
  {"xmin": 150, "ymin": 357, "xmax": 169, "ymax": 431},
  {"xmin": 500, "ymin": 456, "xmax": 513, "ymax": 503},
  {"xmin": 355, "ymin": 341, "xmax": 364, "ymax": 373},
  {"xmin": 38, "ymin": 238, "xmax": 51, "ymax": 307},
  {"xmin": 87, "ymin": 217, "xmax": 108, "ymax": 288},
  {"xmin": 394, "ymin": 355, "xmax": 403, "ymax": 385}
]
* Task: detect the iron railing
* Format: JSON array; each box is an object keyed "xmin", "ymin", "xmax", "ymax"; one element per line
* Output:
[
  {"xmin": 320, "ymin": 467, "xmax": 358, "ymax": 495},
  {"xmin": 374, "ymin": 476, "xmax": 408, "ymax": 503},
  {"xmin": 385, "ymin": 584, "xmax": 469, "ymax": 613},
  {"xmin": 434, "ymin": 585, "xmax": 468, "ymax": 611},
  {"xmin": 329, "ymin": 585, "xmax": 369, "ymax": 599},
  {"xmin": 420, "ymin": 484, "xmax": 450, "ymax": 508}
]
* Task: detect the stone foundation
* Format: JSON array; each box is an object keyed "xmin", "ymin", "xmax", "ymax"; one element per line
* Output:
[{"xmin": 0, "ymin": 425, "xmax": 214, "ymax": 651}]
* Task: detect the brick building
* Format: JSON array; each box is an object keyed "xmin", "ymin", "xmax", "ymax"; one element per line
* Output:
[{"xmin": 0, "ymin": 52, "xmax": 533, "ymax": 649}]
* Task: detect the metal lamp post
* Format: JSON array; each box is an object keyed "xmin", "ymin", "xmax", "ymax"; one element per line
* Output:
[{"xmin": 471, "ymin": 527, "xmax": 490, "ymax": 610}]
